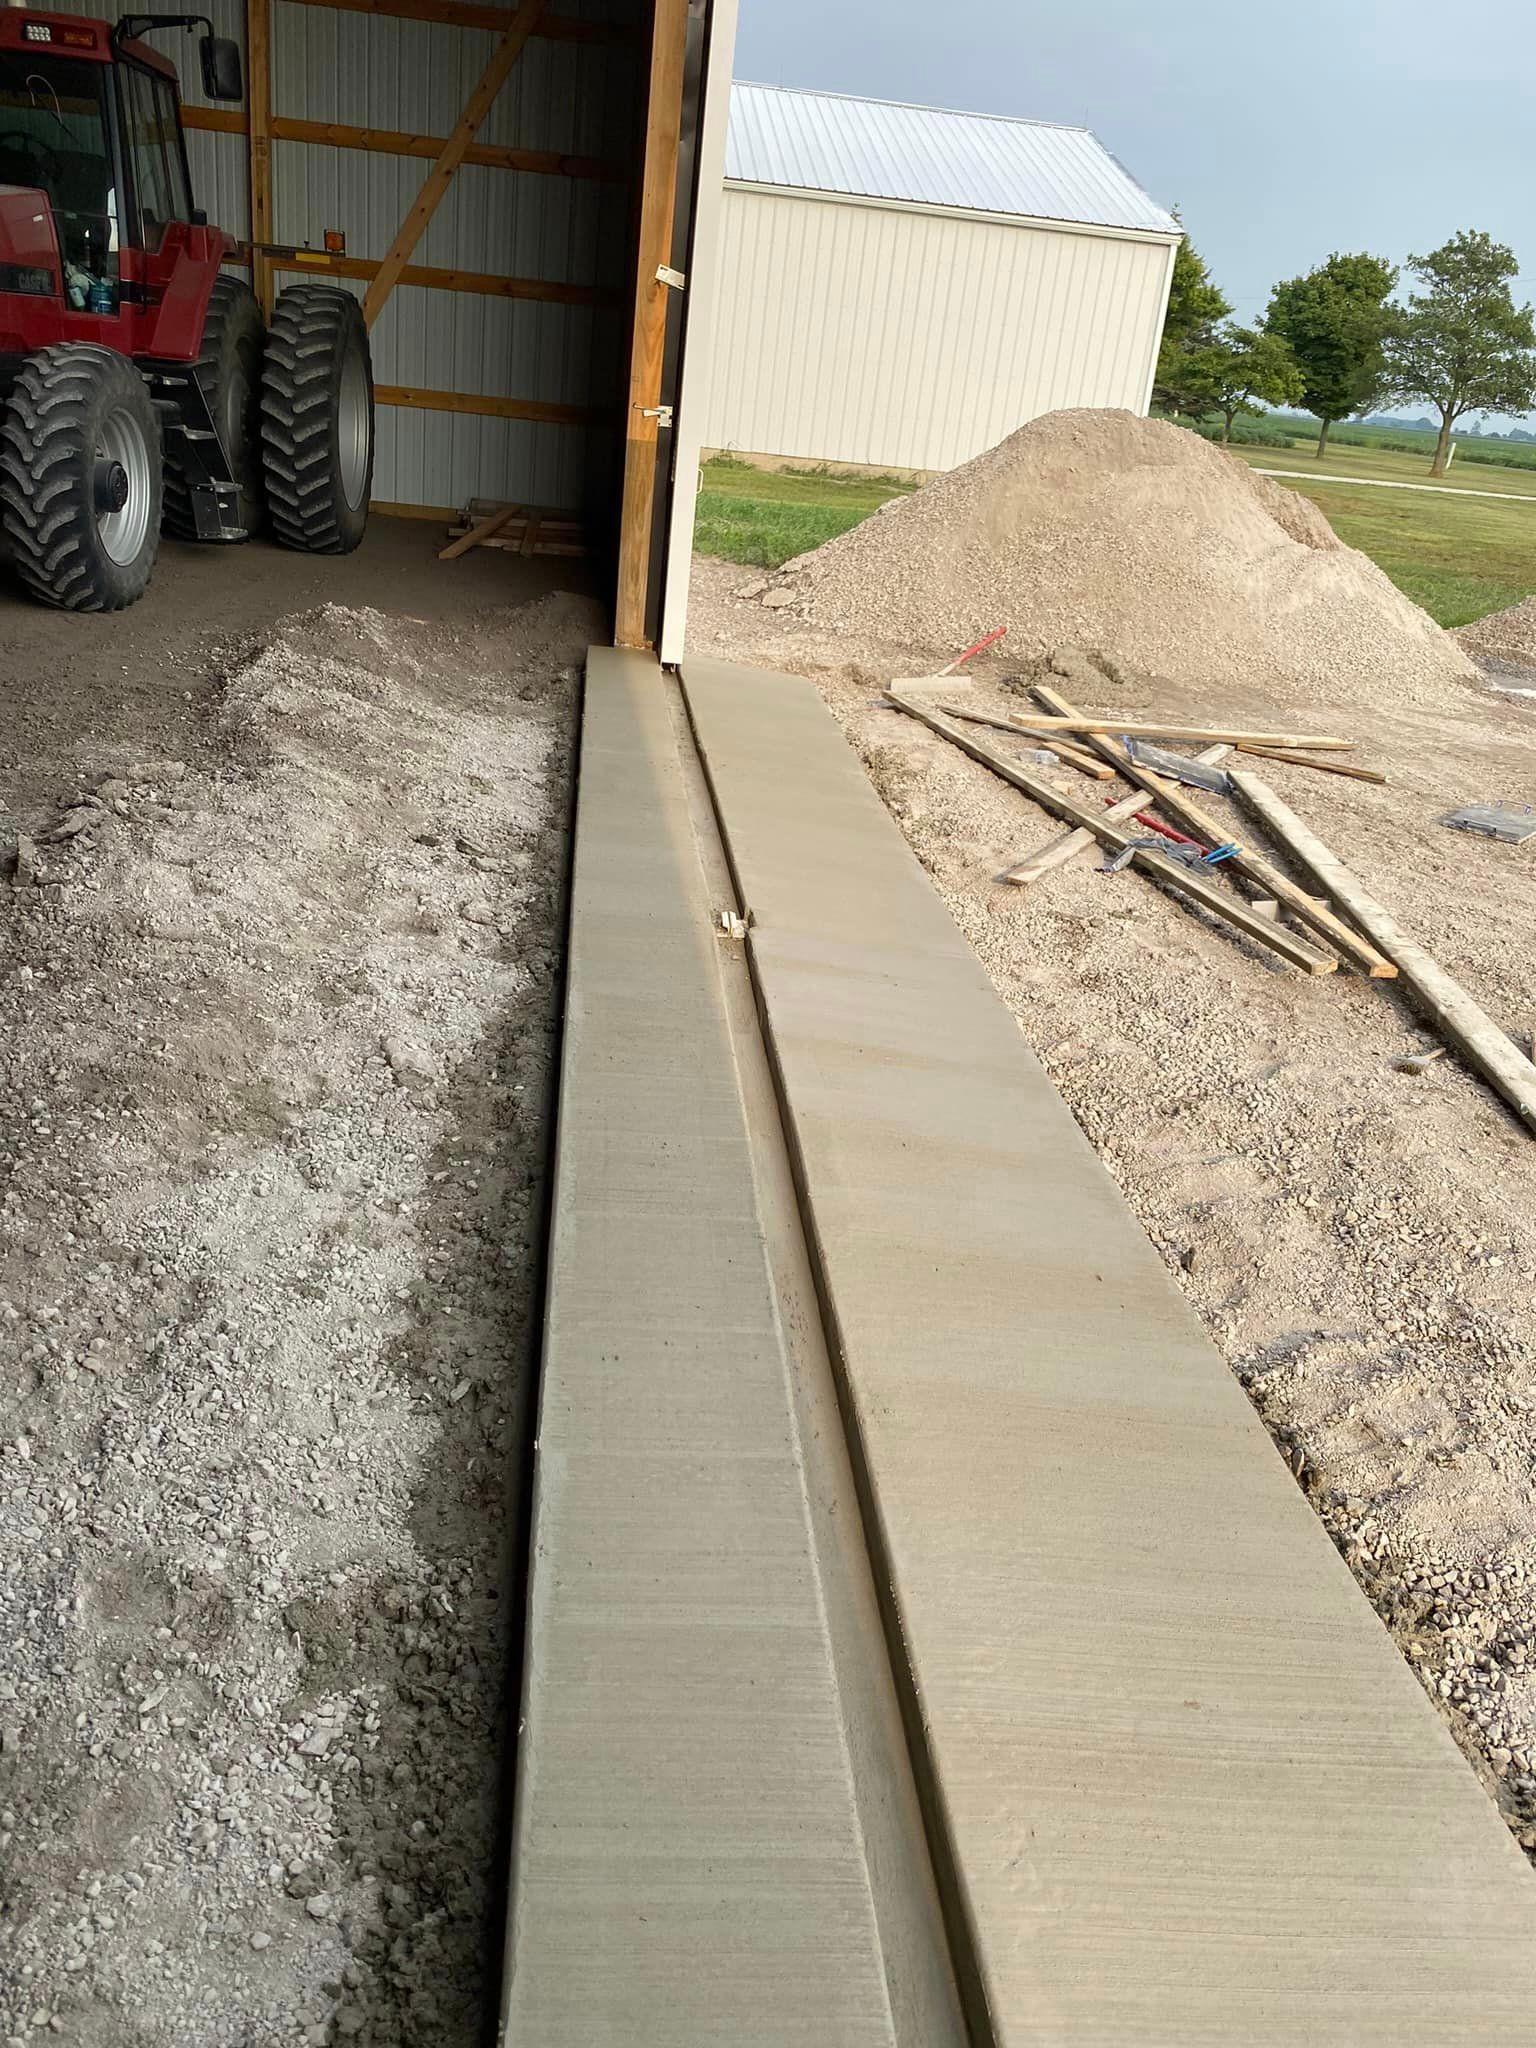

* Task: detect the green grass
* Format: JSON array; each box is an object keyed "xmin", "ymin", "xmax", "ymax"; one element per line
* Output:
[
  {"xmin": 1251, "ymin": 475, "xmax": 1536, "ymax": 627},
  {"xmin": 692, "ymin": 448, "xmax": 1536, "ymax": 631},
  {"xmin": 694, "ymin": 458, "xmax": 914, "ymax": 568}
]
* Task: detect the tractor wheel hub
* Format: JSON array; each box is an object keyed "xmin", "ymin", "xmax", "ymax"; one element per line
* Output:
[{"xmin": 94, "ymin": 460, "xmax": 130, "ymax": 517}]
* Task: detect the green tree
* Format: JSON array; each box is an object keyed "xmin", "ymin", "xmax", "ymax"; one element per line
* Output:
[
  {"xmin": 1384, "ymin": 230, "xmax": 1536, "ymax": 476},
  {"xmin": 1195, "ymin": 324, "xmax": 1306, "ymax": 442},
  {"xmin": 1264, "ymin": 252, "xmax": 1399, "ymax": 459},
  {"xmin": 1152, "ymin": 227, "xmax": 1232, "ymax": 417}
]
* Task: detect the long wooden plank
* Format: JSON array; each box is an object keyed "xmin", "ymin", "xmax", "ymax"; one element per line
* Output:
[
  {"xmin": 182, "ymin": 104, "xmax": 246, "ymax": 136},
  {"xmin": 288, "ymin": 0, "xmax": 626, "ymax": 41},
  {"xmin": 976, "ymin": 709, "xmax": 1355, "ymax": 751},
  {"xmin": 1032, "ymin": 682, "xmax": 1397, "ymax": 979},
  {"xmin": 613, "ymin": 0, "xmax": 688, "ymax": 648},
  {"xmin": 375, "ymin": 383, "xmax": 597, "ymax": 426},
  {"xmin": 1230, "ymin": 768, "xmax": 1536, "ymax": 1134},
  {"xmin": 274, "ymin": 114, "xmax": 616, "ymax": 180},
  {"xmin": 361, "ymin": 0, "xmax": 545, "ymax": 328},
  {"xmin": 1003, "ymin": 744, "xmax": 1229, "ymax": 884},
  {"xmin": 184, "ymin": 104, "xmax": 623, "ymax": 181},
  {"xmin": 933, "ymin": 703, "xmax": 1114, "ymax": 780},
  {"xmin": 1238, "ymin": 744, "xmax": 1389, "ymax": 785},
  {"xmin": 889, "ymin": 692, "xmax": 1336, "ymax": 974},
  {"xmin": 268, "ymin": 244, "xmax": 610, "ymax": 305},
  {"xmin": 245, "ymin": 0, "xmax": 274, "ymax": 316}
]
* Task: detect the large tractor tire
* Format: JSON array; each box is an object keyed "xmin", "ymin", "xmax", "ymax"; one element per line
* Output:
[
  {"xmin": 259, "ymin": 285, "xmax": 374, "ymax": 554},
  {"xmin": 0, "ymin": 344, "xmax": 162, "ymax": 612},
  {"xmin": 163, "ymin": 275, "xmax": 266, "ymax": 541}
]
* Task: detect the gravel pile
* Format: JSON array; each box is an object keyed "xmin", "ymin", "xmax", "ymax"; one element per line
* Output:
[
  {"xmin": 1459, "ymin": 595, "xmax": 1536, "ymax": 685},
  {"xmin": 741, "ymin": 409, "xmax": 1478, "ymax": 709},
  {"xmin": 0, "ymin": 594, "xmax": 589, "ymax": 2046}
]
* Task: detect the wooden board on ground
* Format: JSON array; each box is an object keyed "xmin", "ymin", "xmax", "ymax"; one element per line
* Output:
[
  {"xmin": 1030, "ymin": 682, "xmax": 1397, "ymax": 980},
  {"xmin": 1238, "ymin": 745, "xmax": 1389, "ymax": 784},
  {"xmin": 887, "ymin": 691, "xmax": 1337, "ymax": 975},
  {"xmin": 442, "ymin": 505, "xmax": 587, "ymax": 559},
  {"xmin": 929, "ymin": 702, "xmax": 1114, "ymax": 779},
  {"xmin": 1228, "ymin": 768, "xmax": 1536, "ymax": 1136},
  {"xmin": 1003, "ymin": 745, "xmax": 1230, "ymax": 884},
  {"xmin": 439, "ymin": 505, "xmax": 520, "ymax": 560},
  {"xmin": 964, "ymin": 709, "xmax": 1356, "ymax": 752}
]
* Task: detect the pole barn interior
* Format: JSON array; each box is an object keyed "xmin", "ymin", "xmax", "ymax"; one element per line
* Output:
[{"xmin": 59, "ymin": 0, "xmax": 704, "ymax": 641}]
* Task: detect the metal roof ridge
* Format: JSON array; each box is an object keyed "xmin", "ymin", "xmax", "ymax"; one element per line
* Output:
[{"xmin": 731, "ymin": 78, "xmax": 1094, "ymax": 136}]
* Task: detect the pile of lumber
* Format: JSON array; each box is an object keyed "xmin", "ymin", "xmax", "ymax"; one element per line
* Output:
[
  {"xmin": 439, "ymin": 500, "xmax": 587, "ymax": 561},
  {"xmin": 888, "ymin": 669, "xmax": 1536, "ymax": 1138}
]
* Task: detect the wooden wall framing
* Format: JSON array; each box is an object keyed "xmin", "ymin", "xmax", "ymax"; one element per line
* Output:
[{"xmin": 235, "ymin": 0, "xmax": 638, "ymax": 492}]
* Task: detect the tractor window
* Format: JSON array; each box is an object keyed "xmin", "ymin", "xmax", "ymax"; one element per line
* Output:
[
  {"xmin": 0, "ymin": 53, "xmax": 119, "ymax": 288},
  {"xmin": 119, "ymin": 62, "xmax": 189, "ymax": 253}
]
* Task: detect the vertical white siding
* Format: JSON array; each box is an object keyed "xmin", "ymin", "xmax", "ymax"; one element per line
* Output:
[{"xmin": 706, "ymin": 188, "xmax": 1174, "ymax": 473}]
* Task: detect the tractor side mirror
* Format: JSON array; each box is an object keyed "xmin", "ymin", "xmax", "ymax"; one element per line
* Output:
[{"xmin": 200, "ymin": 33, "xmax": 243, "ymax": 101}]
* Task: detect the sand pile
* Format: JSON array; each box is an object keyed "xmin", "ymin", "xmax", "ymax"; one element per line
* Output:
[
  {"xmin": 746, "ymin": 409, "xmax": 1478, "ymax": 708},
  {"xmin": 1459, "ymin": 595, "xmax": 1536, "ymax": 680}
]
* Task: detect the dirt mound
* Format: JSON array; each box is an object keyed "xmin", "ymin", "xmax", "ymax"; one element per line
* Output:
[
  {"xmin": 1458, "ymin": 595, "xmax": 1536, "ymax": 681},
  {"xmin": 745, "ymin": 409, "xmax": 1476, "ymax": 709}
]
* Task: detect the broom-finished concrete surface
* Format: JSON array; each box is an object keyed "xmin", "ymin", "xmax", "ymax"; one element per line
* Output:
[
  {"xmin": 682, "ymin": 653, "xmax": 1536, "ymax": 2045},
  {"xmin": 501, "ymin": 649, "xmax": 906, "ymax": 2045}
]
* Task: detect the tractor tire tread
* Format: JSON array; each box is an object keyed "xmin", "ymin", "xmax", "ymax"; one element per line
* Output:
[
  {"xmin": 0, "ymin": 345, "xmax": 161, "ymax": 612},
  {"xmin": 258, "ymin": 286, "xmax": 372, "ymax": 554}
]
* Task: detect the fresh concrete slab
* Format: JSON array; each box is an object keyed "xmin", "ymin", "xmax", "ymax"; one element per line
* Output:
[
  {"xmin": 500, "ymin": 649, "xmax": 903, "ymax": 2046},
  {"xmin": 682, "ymin": 653, "xmax": 1536, "ymax": 2045}
]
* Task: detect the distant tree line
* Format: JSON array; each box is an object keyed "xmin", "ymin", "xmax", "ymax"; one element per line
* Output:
[{"xmin": 1154, "ymin": 223, "xmax": 1536, "ymax": 477}]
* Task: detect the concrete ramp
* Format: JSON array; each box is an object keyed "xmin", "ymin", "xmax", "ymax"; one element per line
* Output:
[{"xmin": 504, "ymin": 648, "xmax": 1536, "ymax": 2045}]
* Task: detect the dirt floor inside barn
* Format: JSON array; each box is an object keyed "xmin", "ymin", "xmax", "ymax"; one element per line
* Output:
[{"xmin": 0, "ymin": 523, "xmax": 593, "ymax": 2048}]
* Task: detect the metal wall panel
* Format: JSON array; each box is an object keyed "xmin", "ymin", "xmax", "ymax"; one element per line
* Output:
[
  {"xmin": 705, "ymin": 188, "xmax": 1176, "ymax": 475},
  {"xmin": 271, "ymin": 0, "xmax": 640, "ymax": 511},
  {"xmin": 272, "ymin": 6, "xmax": 637, "ymax": 160},
  {"xmin": 374, "ymin": 407, "xmax": 594, "ymax": 510}
]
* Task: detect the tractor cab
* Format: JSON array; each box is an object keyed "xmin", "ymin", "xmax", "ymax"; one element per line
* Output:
[
  {"xmin": 0, "ymin": 13, "xmax": 234, "ymax": 333},
  {"xmin": 0, "ymin": 10, "xmax": 374, "ymax": 611},
  {"xmin": 0, "ymin": 40, "xmax": 122, "ymax": 307}
]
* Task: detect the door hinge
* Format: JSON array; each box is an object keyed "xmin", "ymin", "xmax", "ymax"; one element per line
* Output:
[{"xmin": 655, "ymin": 264, "xmax": 687, "ymax": 291}]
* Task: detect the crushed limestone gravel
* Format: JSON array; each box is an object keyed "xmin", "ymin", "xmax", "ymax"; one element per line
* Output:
[
  {"xmin": 0, "ymin": 593, "xmax": 590, "ymax": 2047},
  {"xmin": 742, "ymin": 408, "xmax": 1478, "ymax": 711}
]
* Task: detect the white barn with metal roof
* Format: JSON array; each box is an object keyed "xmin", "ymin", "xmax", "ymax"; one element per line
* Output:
[{"xmin": 704, "ymin": 83, "xmax": 1181, "ymax": 474}]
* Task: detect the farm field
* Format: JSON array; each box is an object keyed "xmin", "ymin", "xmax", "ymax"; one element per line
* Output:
[{"xmin": 1227, "ymin": 438, "xmax": 1536, "ymax": 499}]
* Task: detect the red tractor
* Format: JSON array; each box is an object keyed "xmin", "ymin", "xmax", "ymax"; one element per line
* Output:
[{"xmin": 0, "ymin": 6, "xmax": 373, "ymax": 609}]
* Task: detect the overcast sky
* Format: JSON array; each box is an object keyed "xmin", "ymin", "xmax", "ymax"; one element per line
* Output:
[{"xmin": 734, "ymin": 0, "xmax": 1536, "ymax": 372}]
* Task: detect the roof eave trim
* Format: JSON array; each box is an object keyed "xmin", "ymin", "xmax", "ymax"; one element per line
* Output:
[{"xmin": 722, "ymin": 178, "xmax": 1184, "ymax": 245}]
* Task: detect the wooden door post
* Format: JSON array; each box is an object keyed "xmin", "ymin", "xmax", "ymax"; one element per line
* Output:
[{"xmin": 613, "ymin": 0, "xmax": 687, "ymax": 648}]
